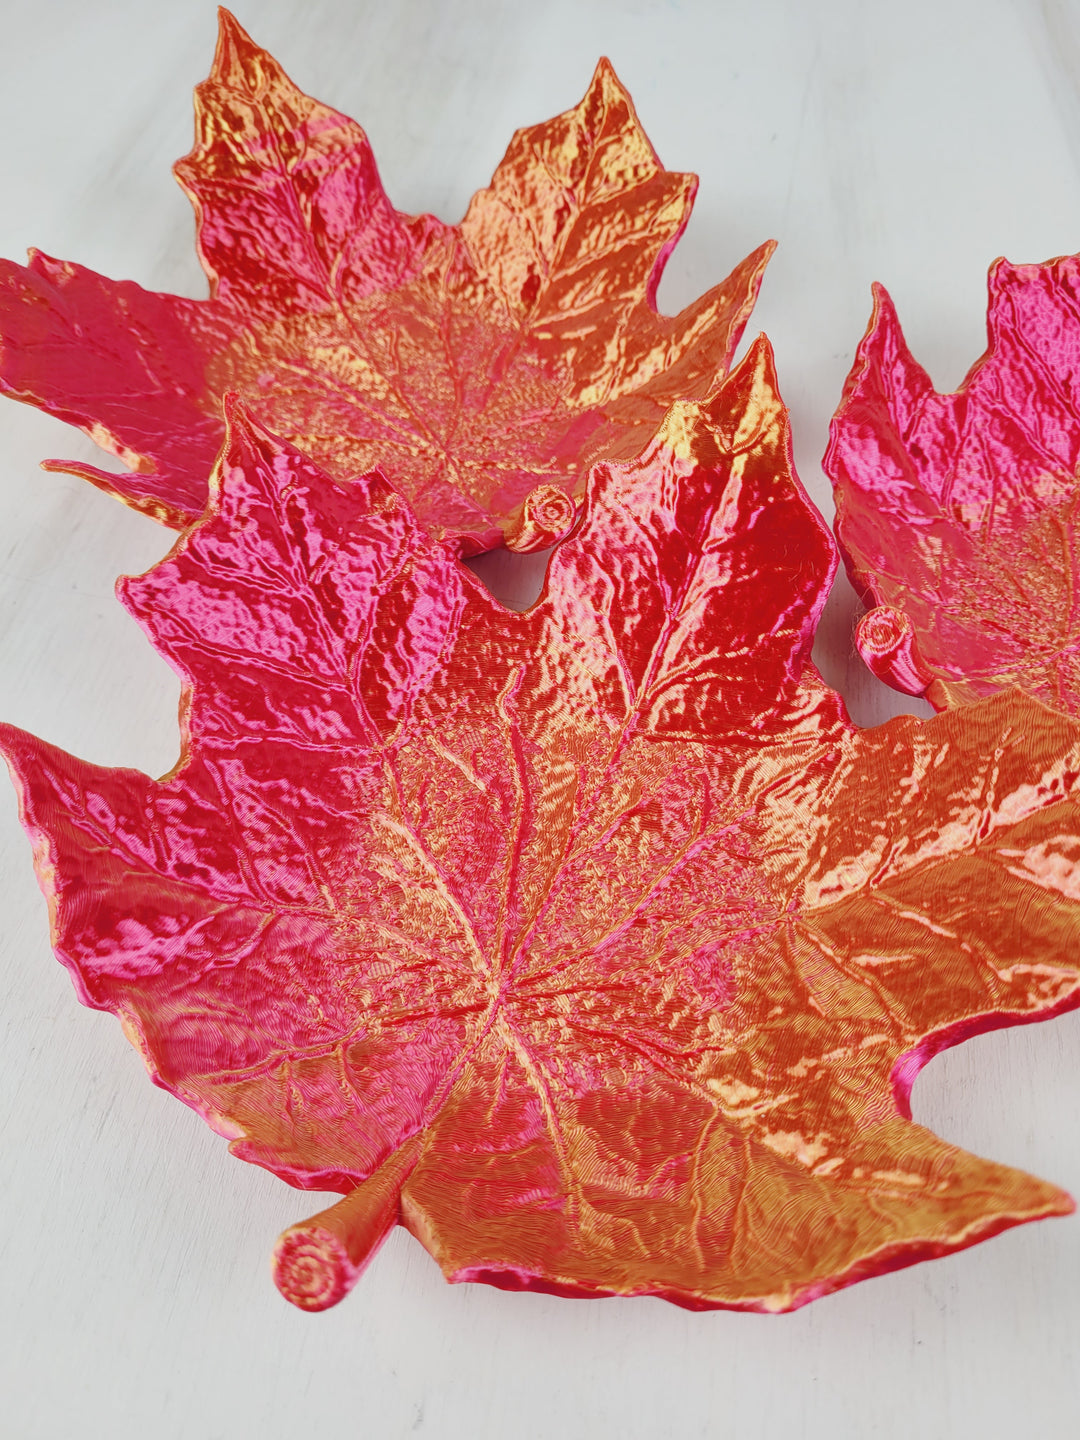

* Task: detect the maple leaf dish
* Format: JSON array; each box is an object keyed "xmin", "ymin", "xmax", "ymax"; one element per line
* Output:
[
  {"xmin": 827, "ymin": 257, "xmax": 1080, "ymax": 719},
  {"xmin": 0, "ymin": 8, "xmax": 772, "ymax": 552},
  {"xmin": 4, "ymin": 340, "xmax": 1080, "ymax": 1313}
]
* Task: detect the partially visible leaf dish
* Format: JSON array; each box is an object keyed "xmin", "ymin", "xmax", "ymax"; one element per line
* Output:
[
  {"xmin": 826, "ymin": 257, "xmax": 1080, "ymax": 717},
  {"xmin": 0, "ymin": 9, "xmax": 772, "ymax": 550},
  {"xmin": 4, "ymin": 341, "xmax": 1080, "ymax": 1313}
]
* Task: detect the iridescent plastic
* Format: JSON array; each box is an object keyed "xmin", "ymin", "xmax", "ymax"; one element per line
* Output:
[
  {"xmin": 4, "ymin": 342, "xmax": 1080, "ymax": 1312},
  {"xmin": 827, "ymin": 260, "xmax": 1080, "ymax": 716},
  {"xmin": 0, "ymin": 10, "xmax": 772, "ymax": 551}
]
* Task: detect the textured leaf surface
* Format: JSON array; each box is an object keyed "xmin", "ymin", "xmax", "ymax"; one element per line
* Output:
[
  {"xmin": 4, "ymin": 337, "xmax": 1080, "ymax": 1311},
  {"xmin": 826, "ymin": 260, "xmax": 1080, "ymax": 715},
  {"xmin": 0, "ymin": 10, "xmax": 771, "ymax": 549}
]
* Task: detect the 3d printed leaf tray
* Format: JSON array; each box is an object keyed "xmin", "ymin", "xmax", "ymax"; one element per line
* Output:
[
  {"xmin": 827, "ymin": 258, "xmax": 1080, "ymax": 719},
  {"xmin": 0, "ymin": 10, "xmax": 771, "ymax": 552},
  {"xmin": 2, "ymin": 12, "xmax": 1080, "ymax": 1315},
  {"xmin": 5, "ymin": 341, "xmax": 1080, "ymax": 1311}
]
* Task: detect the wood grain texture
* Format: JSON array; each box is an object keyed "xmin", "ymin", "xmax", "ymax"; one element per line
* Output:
[{"xmin": 1, "ymin": 2, "xmax": 1079, "ymax": 1437}]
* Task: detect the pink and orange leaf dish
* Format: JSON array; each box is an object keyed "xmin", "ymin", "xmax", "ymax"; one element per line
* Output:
[
  {"xmin": 0, "ymin": 8, "xmax": 773, "ymax": 553},
  {"xmin": 4, "ymin": 340, "xmax": 1080, "ymax": 1313},
  {"xmin": 826, "ymin": 257, "xmax": 1080, "ymax": 718}
]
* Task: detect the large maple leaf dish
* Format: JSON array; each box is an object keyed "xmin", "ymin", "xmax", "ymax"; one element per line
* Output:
[
  {"xmin": 5, "ymin": 338, "xmax": 1080, "ymax": 1313},
  {"xmin": 0, "ymin": 8, "xmax": 772, "ymax": 552},
  {"xmin": 826, "ymin": 258, "xmax": 1080, "ymax": 717}
]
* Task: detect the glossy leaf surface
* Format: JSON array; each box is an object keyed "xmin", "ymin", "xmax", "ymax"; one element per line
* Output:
[
  {"xmin": 4, "ymin": 340, "xmax": 1080, "ymax": 1313},
  {"xmin": 827, "ymin": 260, "xmax": 1080, "ymax": 715},
  {"xmin": 0, "ymin": 9, "xmax": 772, "ymax": 550}
]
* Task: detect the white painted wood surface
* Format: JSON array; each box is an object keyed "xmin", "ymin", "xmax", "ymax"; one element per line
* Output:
[{"xmin": 2, "ymin": 2, "xmax": 1079, "ymax": 1435}]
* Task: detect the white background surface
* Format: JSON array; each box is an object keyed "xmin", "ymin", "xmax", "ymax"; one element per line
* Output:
[{"xmin": 2, "ymin": 1, "xmax": 1080, "ymax": 1436}]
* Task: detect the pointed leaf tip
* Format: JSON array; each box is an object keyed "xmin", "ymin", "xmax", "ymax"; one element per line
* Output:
[
  {"xmin": 220, "ymin": 388, "xmax": 244, "ymax": 427},
  {"xmin": 215, "ymin": 6, "xmax": 254, "ymax": 55},
  {"xmin": 740, "ymin": 329, "xmax": 777, "ymax": 378},
  {"xmin": 209, "ymin": 6, "xmax": 273, "ymax": 92},
  {"xmin": 721, "ymin": 331, "xmax": 785, "ymax": 434},
  {"xmin": 587, "ymin": 55, "xmax": 622, "ymax": 95},
  {"xmin": 218, "ymin": 392, "xmax": 283, "ymax": 473},
  {"xmin": 219, "ymin": 390, "xmax": 255, "ymax": 452},
  {"xmin": 578, "ymin": 53, "xmax": 665, "ymax": 167},
  {"xmin": 868, "ymin": 281, "xmax": 900, "ymax": 335}
]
